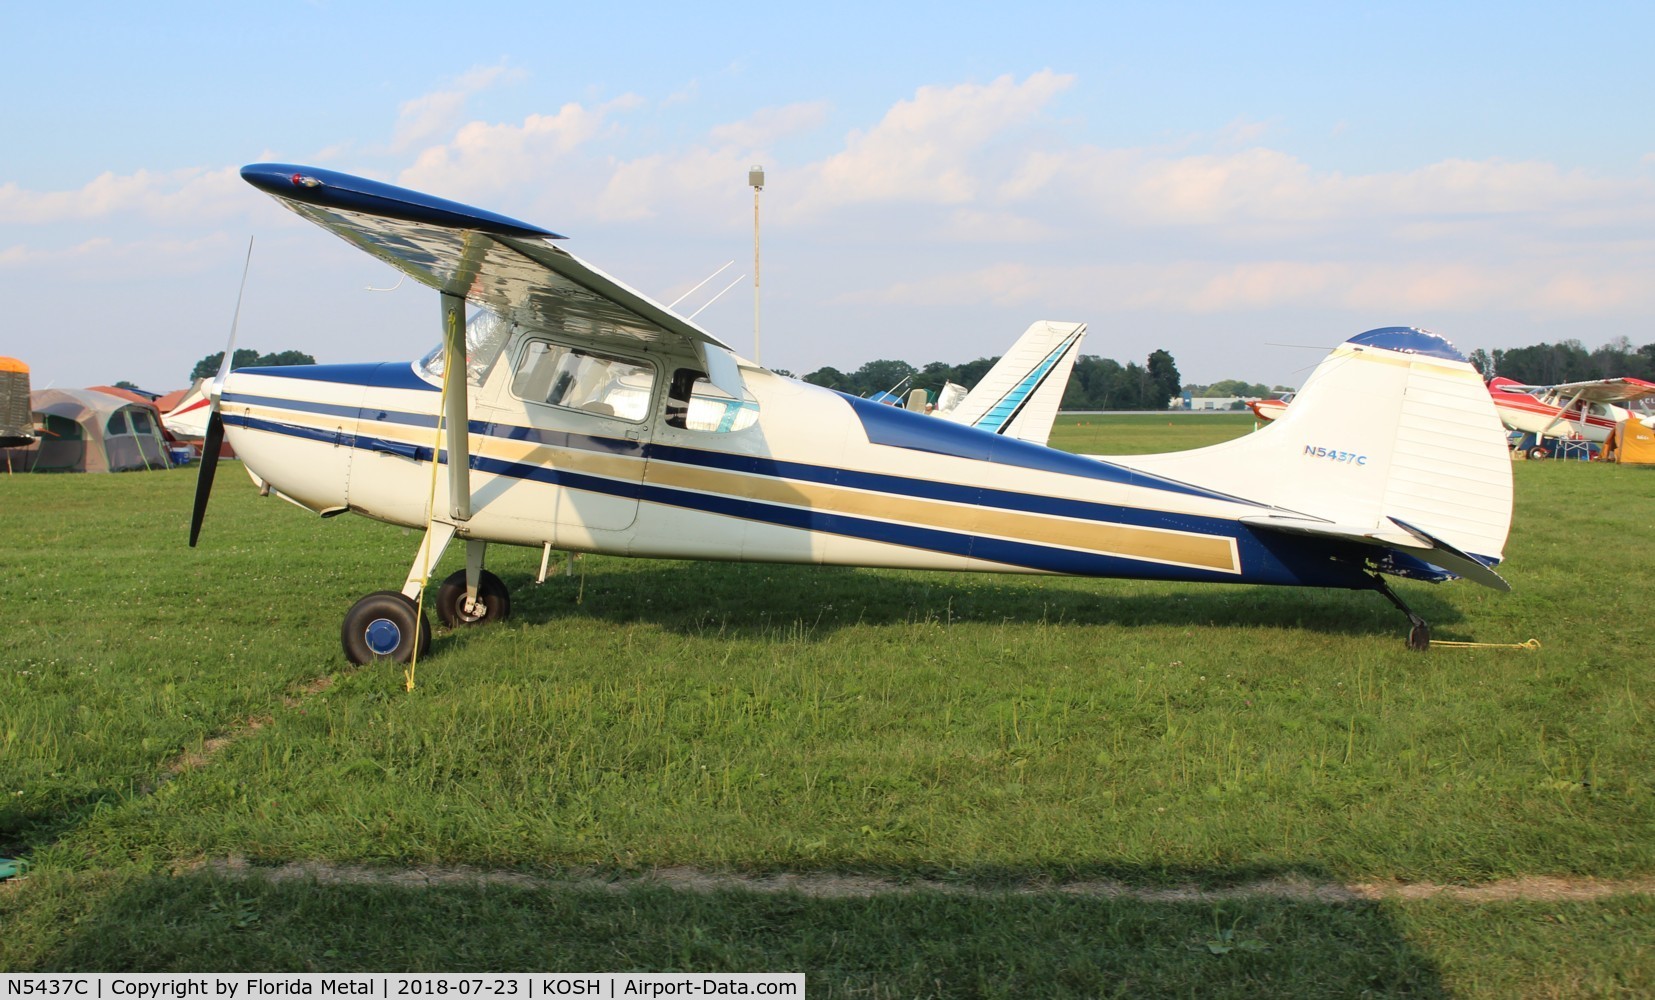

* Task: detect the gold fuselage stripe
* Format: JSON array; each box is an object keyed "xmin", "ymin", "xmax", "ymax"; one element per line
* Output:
[{"xmin": 238, "ymin": 400, "xmax": 1241, "ymax": 573}]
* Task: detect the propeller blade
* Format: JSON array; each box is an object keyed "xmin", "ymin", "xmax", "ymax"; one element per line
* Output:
[
  {"xmin": 214, "ymin": 237, "xmax": 255, "ymax": 392},
  {"xmin": 191, "ymin": 237, "xmax": 253, "ymax": 549},
  {"xmin": 188, "ymin": 410, "xmax": 224, "ymax": 547}
]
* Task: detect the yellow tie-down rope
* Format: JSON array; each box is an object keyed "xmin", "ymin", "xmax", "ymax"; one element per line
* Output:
[
  {"xmin": 1431, "ymin": 638, "xmax": 1542, "ymax": 651},
  {"xmin": 406, "ymin": 307, "xmax": 462, "ymax": 692}
]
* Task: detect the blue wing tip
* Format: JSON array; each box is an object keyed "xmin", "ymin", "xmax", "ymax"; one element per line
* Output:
[{"xmin": 240, "ymin": 163, "xmax": 564, "ymax": 240}]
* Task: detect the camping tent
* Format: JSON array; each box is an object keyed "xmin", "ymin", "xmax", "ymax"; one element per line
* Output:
[
  {"xmin": 1602, "ymin": 418, "xmax": 1655, "ymax": 465},
  {"xmin": 0, "ymin": 357, "xmax": 33, "ymax": 448},
  {"xmin": 0, "ymin": 388, "xmax": 169, "ymax": 472}
]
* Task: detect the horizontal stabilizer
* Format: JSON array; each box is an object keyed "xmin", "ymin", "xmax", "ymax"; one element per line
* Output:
[{"xmin": 1242, "ymin": 514, "xmax": 1510, "ymax": 591}]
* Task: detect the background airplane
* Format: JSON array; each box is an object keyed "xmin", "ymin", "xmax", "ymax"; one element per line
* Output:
[
  {"xmin": 935, "ymin": 320, "xmax": 1086, "ymax": 445},
  {"xmin": 1246, "ymin": 392, "xmax": 1295, "ymax": 423},
  {"xmin": 853, "ymin": 320, "xmax": 1086, "ymax": 447},
  {"xmin": 1488, "ymin": 376, "xmax": 1655, "ymax": 457},
  {"xmin": 189, "ymin": 164, "xmax": 1514, "ymax": 664}
]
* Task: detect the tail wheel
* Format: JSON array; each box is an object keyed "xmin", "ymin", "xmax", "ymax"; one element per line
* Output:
[
  {"xmin": 342, "ymin": 591, "xmax": 431, "ymax": 665},
  {"xmin": 435, "ymin": 569, "xmax": 511, "ymax": 627}
]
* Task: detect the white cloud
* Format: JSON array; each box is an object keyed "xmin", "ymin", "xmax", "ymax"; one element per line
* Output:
[
  {"xmin": 708, "ymin": 101, "xmax": 830, "ymax": 148},
  {"xmin": 0, "ymin": 233, "xmax": 242, "ymax": 278},
  {"xmin": 1215, "ymin": 117, "xmax": 1277, "ymax": 148},
  {"xmin": 592, "ymin": 147, "xmax": 754, "ymax": 223},
  {"xmin": 839, "ymin": 262, "xmax": 1056, "ymax": 309},
  {"xmin": 791, "ymin": 70, "xmax": 1076, "ymax": 216},
  {"xmin": 842, "ymin": 256, "xmax": 1655, "ymax": 318},
  {"xmin": 396, "ymin": 95, "xmax": 644, "ymax": 199},
  {"xmin": 938, "ymin": 208, "xmax": 1054, "ymax": 243},
  {"xmin": 391, "ymin": 64, "xmax": 525, "ymax": 153},
  {"xmin": 0, "ymin": 166, "xmax": 243, "ymax": 226},
  {"xmin": 1020, "ymin": 145, "xmax": 1650, "ymax": 232}
]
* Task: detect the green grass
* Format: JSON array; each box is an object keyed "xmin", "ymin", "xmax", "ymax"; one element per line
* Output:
[{"xmin": 2, "ymin": 414, "xmax": 1652, "ymax": 993}]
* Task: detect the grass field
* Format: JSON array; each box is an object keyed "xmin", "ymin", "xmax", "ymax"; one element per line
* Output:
[{"xmin": 2, "ymin": 412, "xmax": 1652, "ymax": 994}]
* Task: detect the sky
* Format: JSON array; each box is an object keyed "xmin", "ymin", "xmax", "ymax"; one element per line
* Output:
[{"xmin": 5, "ymin": 1, "xmax": 1653, "ymax": 395}]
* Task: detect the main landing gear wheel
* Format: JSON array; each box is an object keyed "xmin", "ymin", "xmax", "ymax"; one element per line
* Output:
[
  {"xmin": 342, "ymin": 591, "xmax": 432, "ymax": 666},
  {"xmin": 1528, "ymin": 446, "xmax": 1550, "ymax": 460},
  {"xmin": 435, "ymin": 569, "xmax": 511, "ymax": 627}
]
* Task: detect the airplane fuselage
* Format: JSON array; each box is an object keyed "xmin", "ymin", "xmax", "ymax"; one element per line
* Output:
[
  {"xmin": 1489, "ymin": 382, "xmax": 1633, "ymax": 443},
  {"xmin": 221, "ymin": 338, "xmax": 1373, "ymax": 593}
]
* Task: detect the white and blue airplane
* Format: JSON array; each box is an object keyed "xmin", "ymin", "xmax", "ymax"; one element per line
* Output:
[
  {"xmin": 937, "ymin": 320, "xmax": 1085, "ymax": 445},
  {"xmin": 191, "ymin": 164, "xmax": 1514, "ymax": 663}
]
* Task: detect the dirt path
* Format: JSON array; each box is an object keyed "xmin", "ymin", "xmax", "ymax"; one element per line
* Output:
[{"xmin": 199, "ymin": 857, "xmax": 1655, "ymax": 904}]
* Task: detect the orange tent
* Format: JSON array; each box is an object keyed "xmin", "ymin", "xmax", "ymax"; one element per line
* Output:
[
  {"xmin": 1602, "ymin": 418, "xmax": 1655, "ymax": 465},
  {"xmin": 1, "ymin": 357, "xmax": 32, "ymax": 448}
]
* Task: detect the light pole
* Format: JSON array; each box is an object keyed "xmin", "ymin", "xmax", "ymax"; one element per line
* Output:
[{"xmin": 749, "ymin": 165, "xmax": 763, "ymax": 365}]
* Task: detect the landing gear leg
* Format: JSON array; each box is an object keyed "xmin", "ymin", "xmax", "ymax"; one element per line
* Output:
[
  {"xmin": 1370, "ymin": 574, "xmax": 1430, "ymax": 651},
  {"xmin": 435, "ymin": 539, "xmax": 512, "ymax": 627}
]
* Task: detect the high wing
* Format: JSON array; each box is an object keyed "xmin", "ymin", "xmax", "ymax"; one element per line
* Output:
[
  {"xmin": 241, "ymin": 164, "xmax": 745, "ymax": 393},
  {"xmin": 1496, "ymin": 376, "xmax": 1655, "ymax": 405}
]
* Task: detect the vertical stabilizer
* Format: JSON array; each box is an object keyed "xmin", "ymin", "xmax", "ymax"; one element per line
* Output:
[
  {"xmin": 1120, "ymin": 328, "xmax": 1513, "ymax": 575},
  {"xmin": 943, "ymin": 321, "xmax": 1086, "ymax": 445}
]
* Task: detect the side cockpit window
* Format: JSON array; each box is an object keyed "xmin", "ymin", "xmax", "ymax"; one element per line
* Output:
[
  {"xmin": 511, "ymin": 341, "xmax": 655, "ymax": 421},
  {"xmin": 665, "ymin": 368, "xmax": 759, "ymax": 433}
]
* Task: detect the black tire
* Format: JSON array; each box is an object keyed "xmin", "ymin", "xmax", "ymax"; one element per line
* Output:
[
  {"xmin": 1528, "ymin": 446, "xmax": 1550, "ymax": 460},
  {"xmin": 1407, "ymin": 623, "xmax": 1431, "ymax": 652},
  {"xmin": 434, "ymin": 569, "xmax": 512, "ymax": 628},
  {"xmin": 342, "ymin": 590, "xmax": 432, "ymax": 665}
]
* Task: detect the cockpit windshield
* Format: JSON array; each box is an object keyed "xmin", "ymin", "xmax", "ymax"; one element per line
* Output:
[{"xmin": 415, "ymin": 308, "xmax": 514, "ymax": 388}]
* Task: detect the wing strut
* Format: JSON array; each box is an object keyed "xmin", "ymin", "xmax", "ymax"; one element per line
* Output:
[{"xmin": 440, "ymin": 291, "xmax": 472, "ymax": 521}]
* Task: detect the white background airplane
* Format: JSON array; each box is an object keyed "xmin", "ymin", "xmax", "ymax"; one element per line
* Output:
[
  {"xmin": 1487, "ymin": 375, "xmax": 1655, "ymax": 457},
  {"xmin": 160, "ymin": 377, "xmax": 215, "ymax": 441},
  {"xmin": 862, "ymin": 320, "xmax": 1086, "ymax": 447},
  {"xmin": 936, "ymin": 320, "xmax": 1086, "ymax": 445},
  {"xmin": 190, "ymin": 164, "xmax": 1516, "ymax": 662}
]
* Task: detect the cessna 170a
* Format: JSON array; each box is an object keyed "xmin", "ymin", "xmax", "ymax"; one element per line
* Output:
[
  {"xmin": 1487, "ymin": 375, "xmax": 1655, "ymax": 457},
  {"xmin": 190, "ymin": 164, "xmax": 1516, "ymax": 662}
]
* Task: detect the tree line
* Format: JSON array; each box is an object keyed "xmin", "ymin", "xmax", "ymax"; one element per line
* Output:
[
  {"xmin": 1470, "ymin": 337, "xmax": 1655, "ymax": 385},
  {"xmin": 189, "ymin": 349, "xmax": 318, "ymax": 382},
  {"xmin": 798, "ymin": 349, "xmax": 1184, "ymax": 411}
]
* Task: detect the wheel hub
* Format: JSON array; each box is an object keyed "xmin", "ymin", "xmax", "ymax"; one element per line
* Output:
[{"xmin": 364, "ymin": 617, "xmax": 403, "ymax": 656}]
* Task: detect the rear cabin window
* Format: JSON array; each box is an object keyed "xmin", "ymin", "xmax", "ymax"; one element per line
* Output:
[
  {"xmin": 105, "ymin": 411, "xmax": 130, "ymax": 436},
  {"xmin": 665, "ymin": 368, "xmax": 759, "ymax": 433},
  {"xmin": 510, "ymin": 341, "xmax": 655, "ymax": 421}
]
